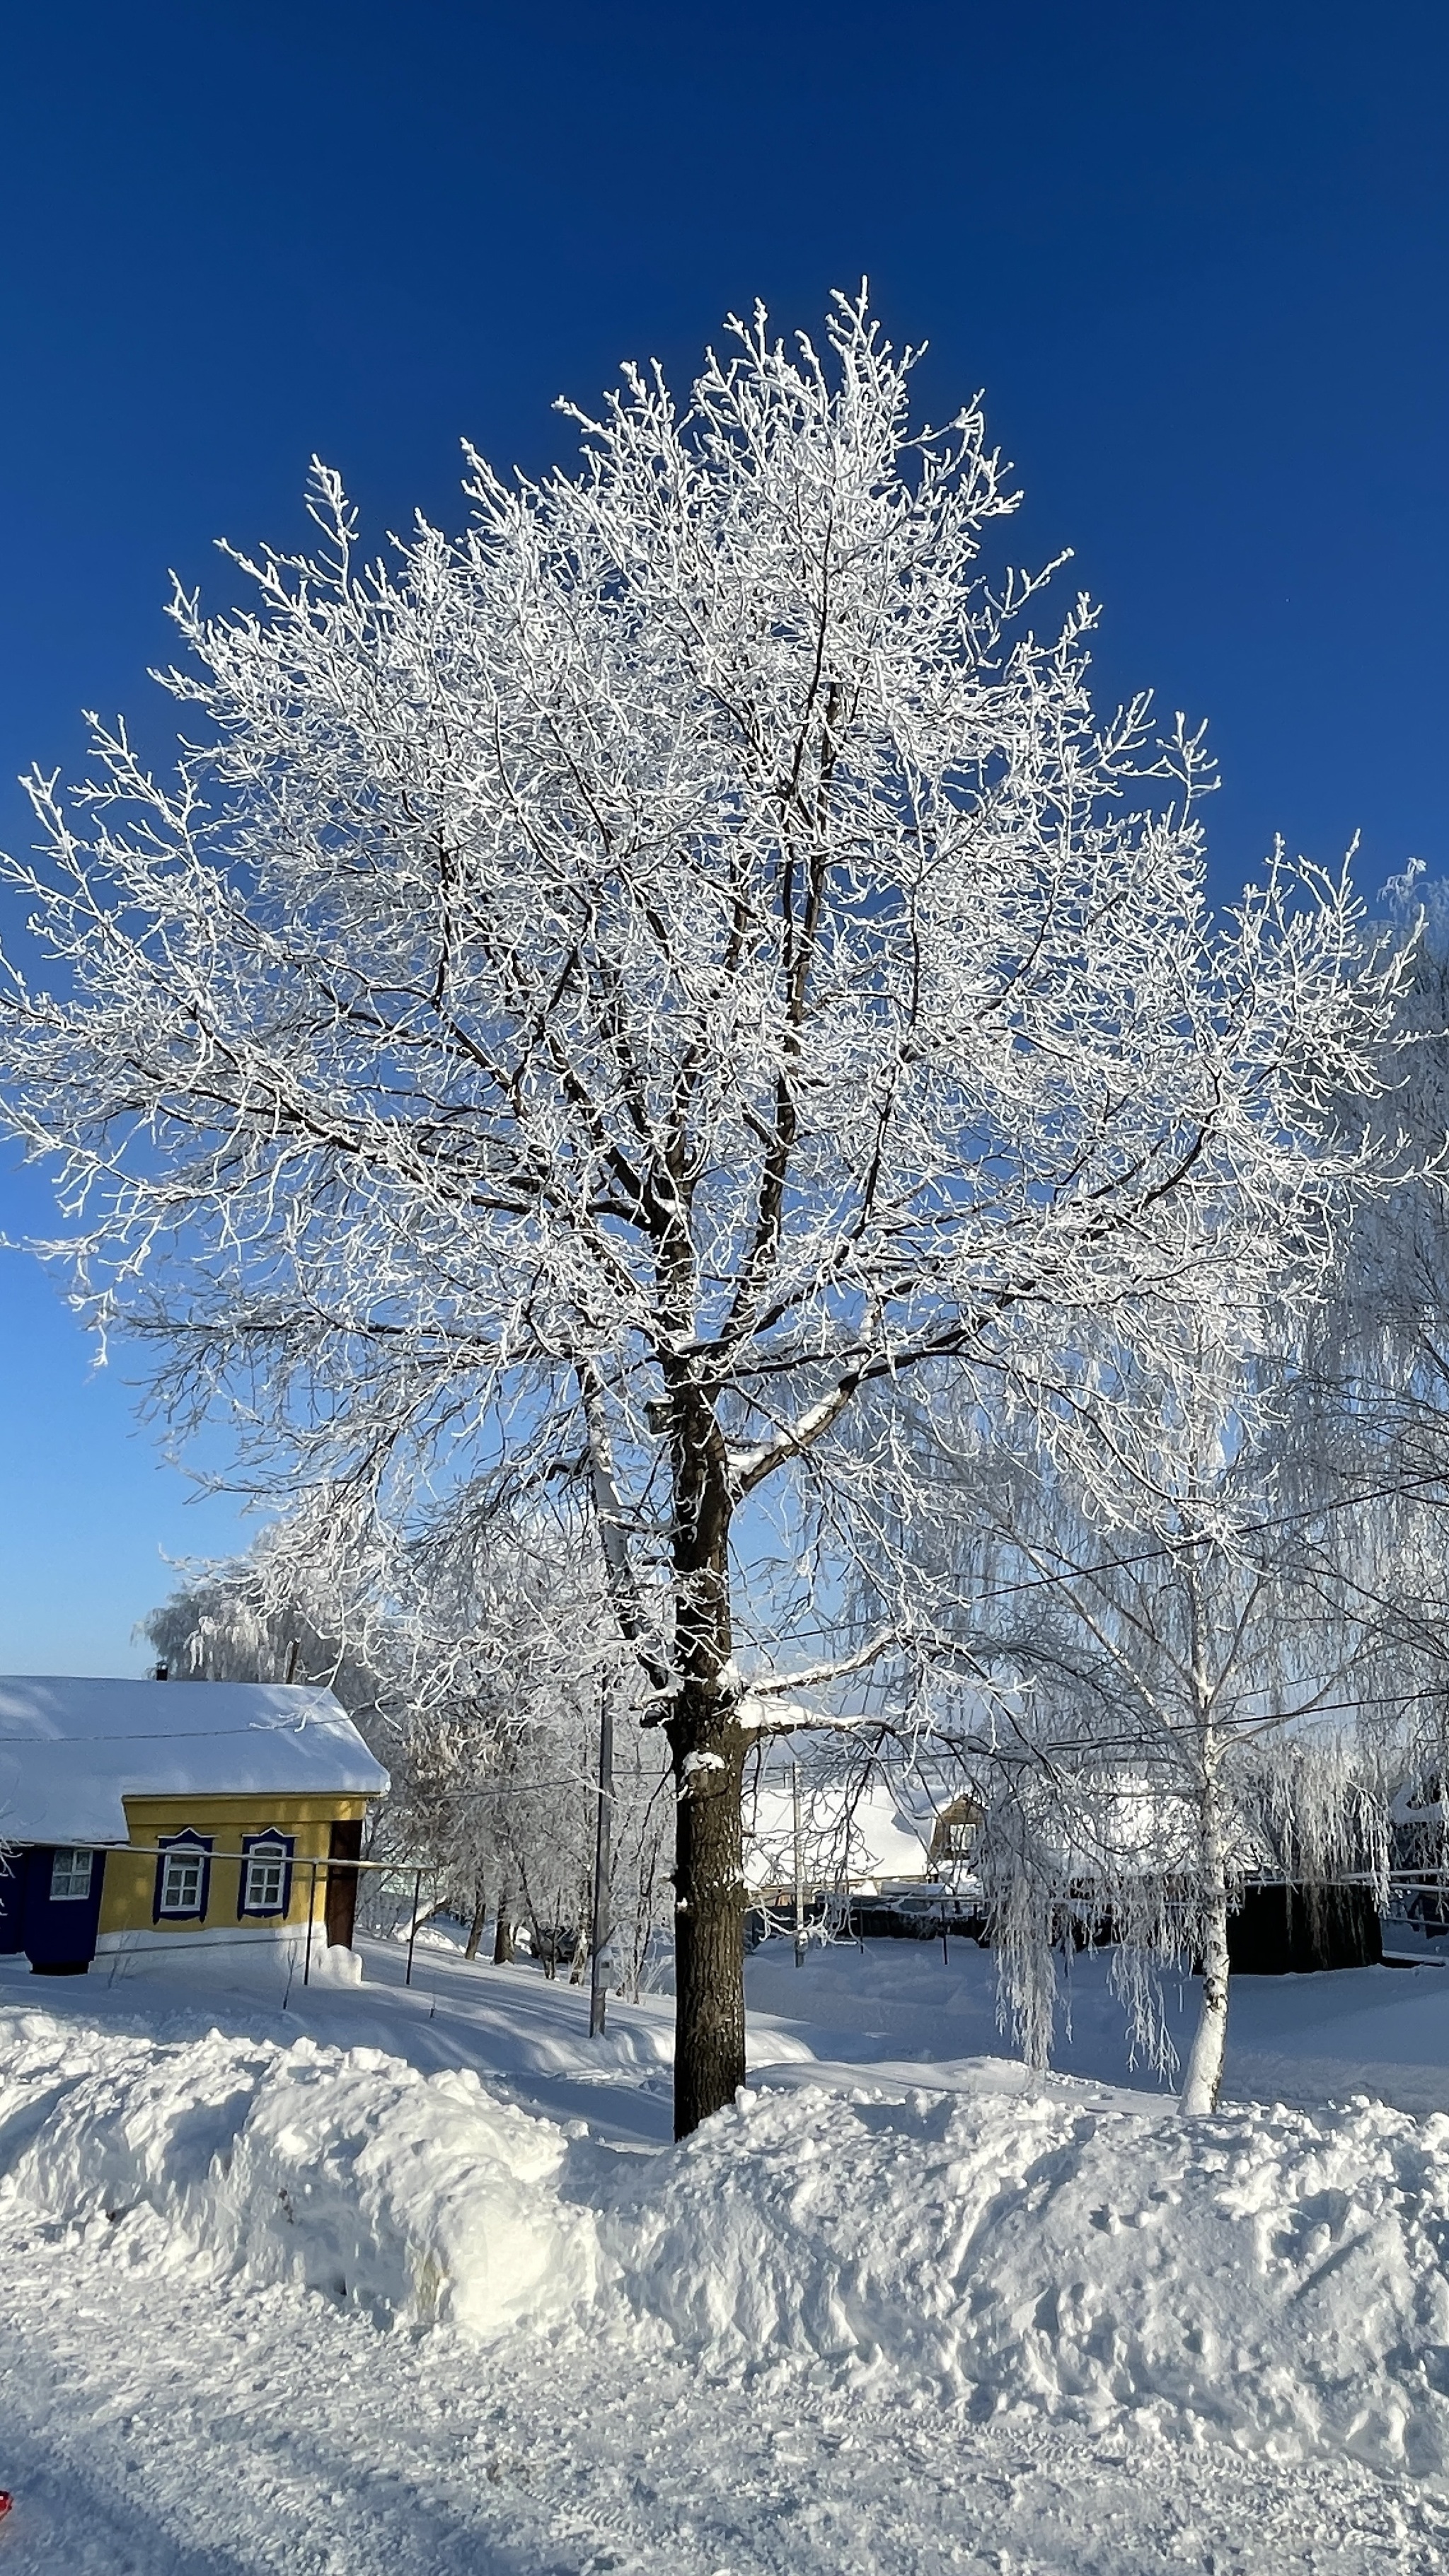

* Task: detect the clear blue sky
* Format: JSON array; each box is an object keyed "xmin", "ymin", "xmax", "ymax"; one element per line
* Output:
[{"xmin": 0, "ymin": 0, "xmax": 1445, "ymax": 1671}]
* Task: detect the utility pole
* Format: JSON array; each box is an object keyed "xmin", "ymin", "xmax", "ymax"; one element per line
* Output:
[
  {"xmin": 589, "ymin": 1682, "xmax": 615, "ymax": 2038},
  {"xmin": 793, "ymin": 1760, "xmax": 807, "ymax": 1969}
]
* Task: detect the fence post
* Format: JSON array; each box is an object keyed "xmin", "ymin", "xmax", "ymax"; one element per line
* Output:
[
  {"xmin": 303, "ymin": 1857, "xmax": 318, "ymax": 1986},
  {"xmin": 793, "ymin": 1761, "xmax": 807, "ymax": 1969},
  {"xmin": 405, "ymin": 1866, "xmax": 423, "ymax": 1987},
  {"xmin": 589, "ymin": 1686, "xmax": 615, "ymax": 2039}
]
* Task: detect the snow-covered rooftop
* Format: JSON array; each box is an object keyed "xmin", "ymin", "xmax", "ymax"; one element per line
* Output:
[
  {"xmin": 0, "ymin": 1676, "xmax": 389, "ymax": 1845},
  {"xmin": 742, "ymin": 1768, "xmax": 934, "ymax": 1890}
]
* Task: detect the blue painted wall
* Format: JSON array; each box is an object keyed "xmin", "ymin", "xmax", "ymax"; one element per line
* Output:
[{"xmin": 0, "ymin": 1848, "xmax": 108, "ymax": 1970}]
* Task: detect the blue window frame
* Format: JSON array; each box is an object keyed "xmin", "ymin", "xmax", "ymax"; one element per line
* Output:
[
  {"xmin": 153, "ymin": 1830, "xmax": 213, "ymax": 1923},
  {"xmin": 237, "ymin": 1830, "xmax": 295, "ymax": 1919}
]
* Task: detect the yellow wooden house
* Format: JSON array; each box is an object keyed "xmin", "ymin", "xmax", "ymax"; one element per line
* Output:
[{"xmin": 0, "ymin": 1675, "xmax": 388, "ymax": 1980}]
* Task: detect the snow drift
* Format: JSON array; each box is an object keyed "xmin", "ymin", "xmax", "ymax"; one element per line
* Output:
[
  {"xmin": 6, "ymin": 2002, "xmax": 1449, "ymax": 2477},
  {"xmin": 608, "ymin": 2075, "xmax": 1449, "ymax": 2473},
  {"xmin": 0, "ymin": 2011, "xmax": 596, "ymax": 2336}
]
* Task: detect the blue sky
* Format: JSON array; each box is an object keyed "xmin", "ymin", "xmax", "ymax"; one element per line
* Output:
[{"xmin": 1, "ymin": 0, "xmax": 1445, "ymax": 1670}]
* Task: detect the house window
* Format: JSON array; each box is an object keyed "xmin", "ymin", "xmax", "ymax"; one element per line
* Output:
[
  {"xmin": 50, "ymin": 1849, "xmax": 93, "ymax": 1902},
  {"xmin": 160, "ymin": 1847, "xmax": 205, "ymax": 1913},
  {"xmin": 928, "ymin": 1797, "xmax": 982, "ymax": 1866},
  {"xmin": 154, "ymin": 1832, "xmax": 213, "ymax": 1921},
  {"xmin": 239, "ymin": 1832, "xmax": 294, "ymax": 1918}
]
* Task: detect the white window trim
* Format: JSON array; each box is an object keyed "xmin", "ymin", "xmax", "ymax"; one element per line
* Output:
[
  {"xmin": 240, "ymin": 1837, "xmax": 293, "ymax": 1917},
  {"xmin": 50, "ymin": 1849, "xmax": 94, "ymax": 1903},
  {"xmin": 155, "ymin": 1832, "xmax": 213, "ymax": 1921},
  {"xmin": 159, "ymin": 1852, "xmax": 205, "ymax": 1914}
]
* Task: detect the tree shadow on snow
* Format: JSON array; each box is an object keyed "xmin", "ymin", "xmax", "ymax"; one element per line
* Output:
[{"xmin": 0, "ymin": 2424, "xmax": 582, "ymax": 2576}]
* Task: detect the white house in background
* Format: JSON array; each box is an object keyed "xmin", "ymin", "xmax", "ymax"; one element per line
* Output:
[
  {"xmin": 743, "ymin": 1749, "xmax": 976, "ymax": 1895},
  {"xmin": 0, "ymin": 1675, "xmax": 388, "ymax": 1980}
]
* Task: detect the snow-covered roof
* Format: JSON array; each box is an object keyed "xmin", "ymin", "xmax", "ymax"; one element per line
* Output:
[
  {"xmin": 0, "ymin": 1677, "xmax": 389, "ymax": 1846},
  {"xmin": 1392, "ymin": 1777, "xmax": 1445, "ymax": 1826},
  {"xmin": 743, "ymin": 1771, "xmax": 935, "ymax": 1890}
]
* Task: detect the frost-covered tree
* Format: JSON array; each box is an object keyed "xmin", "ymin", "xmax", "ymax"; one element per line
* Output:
[
  {"xmin": 1279, "ymin": 883, "xmax": 1449, "ymax": 1801},
  {"xmin": 143, "ymin": 1526, "xmax": 392, "ymax": 1716},
  {"xmin": 0, "ymin": 291, "xmax": 1406, "ymax": 2132},
  {"xmin": 359, "ymin": 1503, "xmax": 674, "ymax": 1989},
  {"xmin": 451, "ymin": 1708, "xmax": 671, "ymax": 1993},
  {"xmin": 870, "ymin": 1357, "xmax": 1385, "ymax": 2110}
]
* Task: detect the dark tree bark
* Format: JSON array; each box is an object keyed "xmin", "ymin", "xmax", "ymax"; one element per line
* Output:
[
  {"xmin": 665, "ymin": 1386, "xmax": 746, "ymax": 2136},
  {"xmin": 668, "ymin": 1703, "xmax": 746, "ymax": 2135},
  {"xmin": 492, "ymin": 1889, "xmax": 515, "ymax": 1965},
  {"xmin": 463, "ymin": 1883, "xmax": 489, "ymax": 1960}
]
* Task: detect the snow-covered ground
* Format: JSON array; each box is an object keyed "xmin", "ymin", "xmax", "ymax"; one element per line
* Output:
[{"xmin": 6, "ymin": 1935, "xmax": 1449, "ymax": 2571}]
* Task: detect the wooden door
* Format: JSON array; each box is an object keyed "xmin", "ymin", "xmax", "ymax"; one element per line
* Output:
[{"xmin": 324, "ymin": 1817, "xmax": 364, "ymax": 1948}]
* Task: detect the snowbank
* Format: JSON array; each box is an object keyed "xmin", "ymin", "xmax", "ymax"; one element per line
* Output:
[
  {"xmin": 610, "ymin": 2077, "xmax": 1449, "ymax": 2473},
  {"xmin": 0, "ymin": 2011, "xmax": 596, "ymax": 2336},
  {"xmin": 8, "ymin": 1997, "xmax": 1449, "ymax": 2479}
]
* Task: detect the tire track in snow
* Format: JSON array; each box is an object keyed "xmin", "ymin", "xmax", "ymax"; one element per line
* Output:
[{"xmin": 2, "ymin": 2197, "xmax": 1448, "ymax": 2576}]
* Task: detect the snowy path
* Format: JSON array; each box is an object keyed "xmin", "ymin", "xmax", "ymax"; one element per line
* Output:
[
  {"xmin": 20, "ymin": 1929, "xmax": 1449, "ymax": 2133},
  {"xmin": 4, "ymin": 2186, "xmax": 1447, "ymax": 2576}
]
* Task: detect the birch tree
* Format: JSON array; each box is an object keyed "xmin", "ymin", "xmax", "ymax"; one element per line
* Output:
[
  {"xmin": 0, "ymin": 290, "xmax": 1405, "ymax": 2132},
  {"xmin": 1283, "ymin": 882, "xmax": 1449, "ymax": 1804},
  {"xmin": 870, "ymin": 1363, "xmax": 1385, "ymax": 2109}
]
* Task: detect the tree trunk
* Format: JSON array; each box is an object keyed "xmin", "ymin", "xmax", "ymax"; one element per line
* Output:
[
  {"xmin": 669, "ymin": 1699, "xmax": 747, "ymax": 2134},
  {"xmin": 569, "ymin": 1886, "xmax": 590, "ymax": 1986},
  {"xmin": 666, "ymin": 1392, "xmax": 746, "ymax": 2138},
  {"xmin": 492, "ymin": 1889, "xmax": 515, "ymax": 1966},
  {"xmin": 1182, "ymin": 1761, "xmax": 1230, "ymax": 2115},
  {"xmin": 582, "ymin": 1332, "xmax": 746, "ymax": 2132},
  {"xmin": 463, "ymin": 1884, "xmax": 488, "ymax": 1960}
]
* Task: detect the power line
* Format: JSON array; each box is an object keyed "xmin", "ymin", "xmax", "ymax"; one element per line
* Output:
[{"xmin": 726, "ymin": 1465, "xmax": 1449, "ymax": 1660}]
